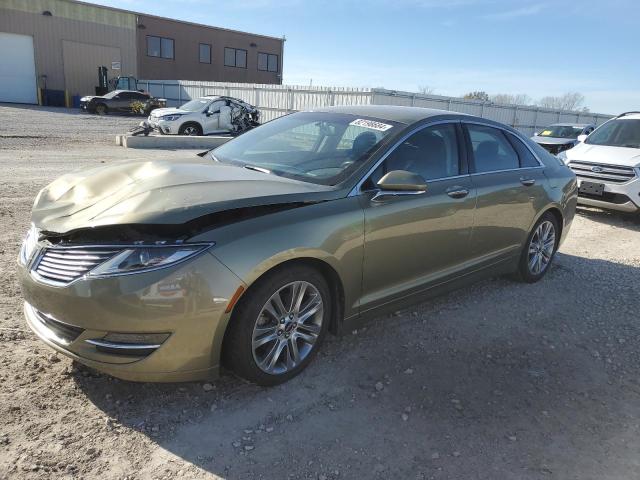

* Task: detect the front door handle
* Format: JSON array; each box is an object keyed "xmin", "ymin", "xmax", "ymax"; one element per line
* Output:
[
  {"xmin": 446, "ymin": 186, "xmax": 469, "ymax": 199},
  {"xmin": 520, "ymin": 177, "xmax": 536, "ymax": 186}
]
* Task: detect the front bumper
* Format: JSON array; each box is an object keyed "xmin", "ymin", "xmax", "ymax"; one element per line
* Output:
[
  {"xmin": 20, "ymin": 252, "xmax": 245, "ymax": 382},
  {"xmin": 147, "ymin": 118, "xmax": 174, "ymax": 135},
  {"xmin": 79, "ymin": 102, "xmax": 94, "ymax": 113},
  {"xmin": 537, "ymin": 141, "xmax": 575, "ymax": 156},
  {"xmin": 576, "ymin": 176, "xmax": 640, "ymax": 213}
]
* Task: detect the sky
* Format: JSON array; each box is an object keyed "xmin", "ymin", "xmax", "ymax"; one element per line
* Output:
[{"xmin": 86, "ymin": 0, "xmax": 639, "ymax": 114}]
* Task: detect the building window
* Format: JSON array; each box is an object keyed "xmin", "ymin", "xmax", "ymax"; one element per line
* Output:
[
  {"xmin": 199, "ymin": 43, "xmax": 211, "ymax": 64},
  {"xmin": 147, "ymin": 35, "xmax": 174, "ymax": 59},
  {"xmin": 258, "ymin": 52, "xmax": 278, "ymax": 72},
  {"xmin": 224, "ymin": 47, "xmax": 247, "ymax": 68}
]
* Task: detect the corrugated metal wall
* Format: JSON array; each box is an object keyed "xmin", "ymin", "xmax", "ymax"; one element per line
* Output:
[
  {"xmin": 371, "ymin": 89, "xmax": 612, "ymax": 136},
  {"xmin": 140, "ymin": 80, "xmax": 613, "ymax": 134}
]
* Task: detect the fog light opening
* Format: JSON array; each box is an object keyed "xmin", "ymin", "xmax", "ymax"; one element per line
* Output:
[{"xmin": 86, "ymin": 332, "xmax": 170, "ymax": 356}]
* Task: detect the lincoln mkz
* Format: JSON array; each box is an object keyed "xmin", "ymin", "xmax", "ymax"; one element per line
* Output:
[{"xmin": 19, "ymin": 106, "xmax": 578, "ymax": 385}]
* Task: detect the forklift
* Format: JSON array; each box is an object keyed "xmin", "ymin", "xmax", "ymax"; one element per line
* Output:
[{"xmin": 96, "ymin": 66, "xmax": 141, "ymax": 95}]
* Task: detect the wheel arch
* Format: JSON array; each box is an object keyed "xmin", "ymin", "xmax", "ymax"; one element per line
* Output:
[
  {"xmin": 528, "ymin": 204, "xmax": 564, "ymax": 241},
  {"xmin": 232, "ymin": 257, "xmax": 345, "ymax": 335},
  {"xmin": 217, "ymin": 256, "xmax": 346, "ymax": 372}
]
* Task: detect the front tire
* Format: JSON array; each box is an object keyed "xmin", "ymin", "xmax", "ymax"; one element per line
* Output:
[
  {"xmin": 223, "ymin": 265, "xmax": 331, "ymax": 386},
  {"xmin": 179, "ymin": 123, "xmax": 202, "ymax": 136},
  {"xmin": 95, "ymin": 104, "xmax": 108, "ymax": 115},
  {"xmin": 515, "ymin": 212, "xmax": 560, "ymax": 283}
]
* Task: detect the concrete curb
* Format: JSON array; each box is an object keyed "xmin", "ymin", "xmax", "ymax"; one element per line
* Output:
[{"xmin": 117, "ymin": 134, "xmax": 233, "ymax": 149}]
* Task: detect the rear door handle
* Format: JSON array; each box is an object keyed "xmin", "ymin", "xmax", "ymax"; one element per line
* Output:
[
  {"xmin": 446, "ymin": 186, "xmax": 469, "ymax": 199},
  {"xmin": 520, "ymin": 177, "xmax": 536, "ymax": 186}
]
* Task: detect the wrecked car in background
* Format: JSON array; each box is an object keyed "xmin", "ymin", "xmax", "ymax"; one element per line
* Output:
[
  {"xmin": 146, "ymin": 95, "xmax": 260, "ymax": 136},
  {"xmin": 80, "ymin": 90, "xmax": 166, "ymax": 116},
  {"xmin": 531, "ymin": 123, "xmax": 595, "ymax": 155}
]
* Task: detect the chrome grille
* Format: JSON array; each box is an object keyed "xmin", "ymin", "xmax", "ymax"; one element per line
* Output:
[
  {"xmin": 569, "ymin": 161, "xmax": 637, "ymax": 184},
  {"xmin": 33, "ymin": 247, "xmax": 121, "ymax": 285}
]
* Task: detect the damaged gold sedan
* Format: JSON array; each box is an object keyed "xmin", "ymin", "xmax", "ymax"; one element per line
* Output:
[{"xmin": 19, "ymin": 106, "xmax": 578, "ymax": 385}]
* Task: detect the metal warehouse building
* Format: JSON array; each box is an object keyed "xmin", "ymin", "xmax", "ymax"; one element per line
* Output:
[{"xmin": 0, "ymin": 0, "xmax": 285, "ymax": 105}]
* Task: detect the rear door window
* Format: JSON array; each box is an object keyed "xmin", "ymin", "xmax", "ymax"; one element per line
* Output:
[{"xmin": 466, "ymin": 124, "xmax": 519, "ymax": 173}]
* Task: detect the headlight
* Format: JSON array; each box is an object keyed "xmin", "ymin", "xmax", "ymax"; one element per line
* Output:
[
  {"xmin": 18, "ymin": 224, "xmax": 39, "ymax": 266},
  {"xmin": 87, "ymin": 243, "xmax": 213, "ymax": 277},
  {"xmin": 556, "ymin": 150, "xmax": 569, "ymax": 165},
  {"xmin": 160, "ymin": 115, "xmax": 182, "ymax": 121}
]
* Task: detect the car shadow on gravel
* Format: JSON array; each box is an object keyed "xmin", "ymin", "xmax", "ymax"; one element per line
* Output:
[
  {"xmin": 576, "ymin": 206, "xmax": 640, "ymax": 230},
  {"xmin": 72, "ymin": 253, "xmax": 640, "ymax": 479}
]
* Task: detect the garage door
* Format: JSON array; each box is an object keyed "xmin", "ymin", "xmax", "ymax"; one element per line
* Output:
[{"xmin": 0, "ymin": 32, "xmax": 37, "ymax": 104}]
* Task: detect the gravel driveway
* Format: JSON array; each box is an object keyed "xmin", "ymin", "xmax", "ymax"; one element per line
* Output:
[{"xmin": 1, "ymin": 104, "xmax": 639, "ymax": 480}]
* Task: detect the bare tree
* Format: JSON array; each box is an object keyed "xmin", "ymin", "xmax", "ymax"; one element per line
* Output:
[
  {"xmin": 418, "ymin": 85, "xmax": 436, "ymax": 95},
  {"xmin": 538, "ymin": 92, "xmax": 586, "ymax": 111},
  {"xmin": 463, "ymin": 91, "xmax": 490, "ymax": 102},
  {"xmin": 489, "ymin": 93, "xmax": 532, "ymax": 106}
]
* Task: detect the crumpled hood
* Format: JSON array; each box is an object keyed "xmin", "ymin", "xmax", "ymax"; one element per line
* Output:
[
  {"xmin": 149, "ymin": 107, "xmax": 189, "ymax": 118},
  {"xmin": 532, "ymin": 135, "xmax": 576, "ymax": 146},
  {"xmin": 32, "ymin": 159, "xmax": 335, "ymax": 234},
  {"xmin": 565, "ymin": 143, "xmax": 640, "ymax": 167}
]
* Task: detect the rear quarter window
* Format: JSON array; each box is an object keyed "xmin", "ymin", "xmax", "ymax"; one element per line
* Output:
[{"xmin": 506, "ymin": 132, "xmax": 541, "ymax": 168}]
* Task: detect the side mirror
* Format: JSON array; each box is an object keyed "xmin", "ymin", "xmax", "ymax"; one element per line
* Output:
[
  {"xmin": 206, "ymin": 110, "xmax": 219, "ymax": 117},
  {"xmin": 372, "ymin": 170, "xmax": 426, "ymax": 201},
  {"xmin": 577, "ymin": 134, "xmax": 588, "ymax": 143},
  {"xmin": 113, "ymin": 95, "xmax": 120, "ymax": 99},
  {"xmin": 534, "ymin": 131, "xmax": 540, "ymax": 137}
]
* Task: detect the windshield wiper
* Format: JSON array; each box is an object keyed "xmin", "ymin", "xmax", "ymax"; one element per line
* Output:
[{"xmin": 244, "ymin": 165, "xmax": 271, "ymax": 174}]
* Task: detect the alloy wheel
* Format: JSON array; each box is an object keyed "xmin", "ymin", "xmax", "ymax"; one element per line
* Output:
[
  {"xmin": 252, "ymin": 281, "xmax": 324, "ymax": 375},
  {"xmin": 183, "ymin": 126, "xmax": 199, "ymax": 135},
  {"xmin": 528, "ymin": 220, "xmax": 556, "ymax": 275}
]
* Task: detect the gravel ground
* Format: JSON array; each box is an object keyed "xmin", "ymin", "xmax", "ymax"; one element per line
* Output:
[{"xmin": 1, "ymin": 104, "xmax": 640, "ymax": 480}]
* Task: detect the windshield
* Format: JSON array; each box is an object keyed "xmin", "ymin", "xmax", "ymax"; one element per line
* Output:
[
  {"xmin": 586, "ymin": 119, "xmax": 640, "ymax": 148},
  {"xmin": 537, "ymin": 125, "xmax": 584, "ymax": 139},
  {"xmin": 179, "ymin": 98, "xmax": 211, "ymax": 112},
  {"xmin": 212, "ymin": 112, "xmax": 400, "ymax": 185},
  {"xmin": 103, "ymin": 91, "xmax": 120, "ymax": 99}
]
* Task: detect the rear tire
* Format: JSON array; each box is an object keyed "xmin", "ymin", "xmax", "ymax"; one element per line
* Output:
[
  {"xmin": 179, "ymin": 123, "xmax": 202, "ymax": 136},
  {"xmin": 514, "ymin": 212, "xmax": 560, "ymax": 283},
  {"xmin": 223, "ymin": 265, "xmax": 331, "ymax": 386}
]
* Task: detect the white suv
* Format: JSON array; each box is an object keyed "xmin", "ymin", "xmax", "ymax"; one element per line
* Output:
[
  {"xmin": 146, "ymin": 95, "xmax": 259, "ymax": 136},
  {"xmin": 558, "ymin": 112, "xmax": 640, "ymax": 213}
]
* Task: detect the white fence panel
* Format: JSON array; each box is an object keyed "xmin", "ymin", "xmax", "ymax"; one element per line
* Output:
[{"xmin": 140, "ymin": 80, "xmax": 613, "ymax": 136}]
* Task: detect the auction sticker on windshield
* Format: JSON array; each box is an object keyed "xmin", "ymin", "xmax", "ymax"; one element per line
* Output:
[{"xmin": 350, "ymin": 119, "xmax": 394, "ymax": 132}]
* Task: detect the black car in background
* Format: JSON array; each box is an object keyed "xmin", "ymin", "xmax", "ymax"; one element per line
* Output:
[
  {"xmin": 531, "ymin": 123, "xmax": 595, "ymax": 155},
  {"xmin": 79, "ymin": 90, "xmax": 165, "ymax": 115}
]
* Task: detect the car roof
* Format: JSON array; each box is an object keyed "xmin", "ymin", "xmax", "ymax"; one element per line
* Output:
[
  {"xmin": 311, "ymin": 105, "xmax": 468, "ymax": 125},
  {"xmin": 548, "ymin": 123, "xmax": 593, "ymax": 127},
  {"xmin": 617, "ymin": 113, "xmax": 640, "ymax": 120}
]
